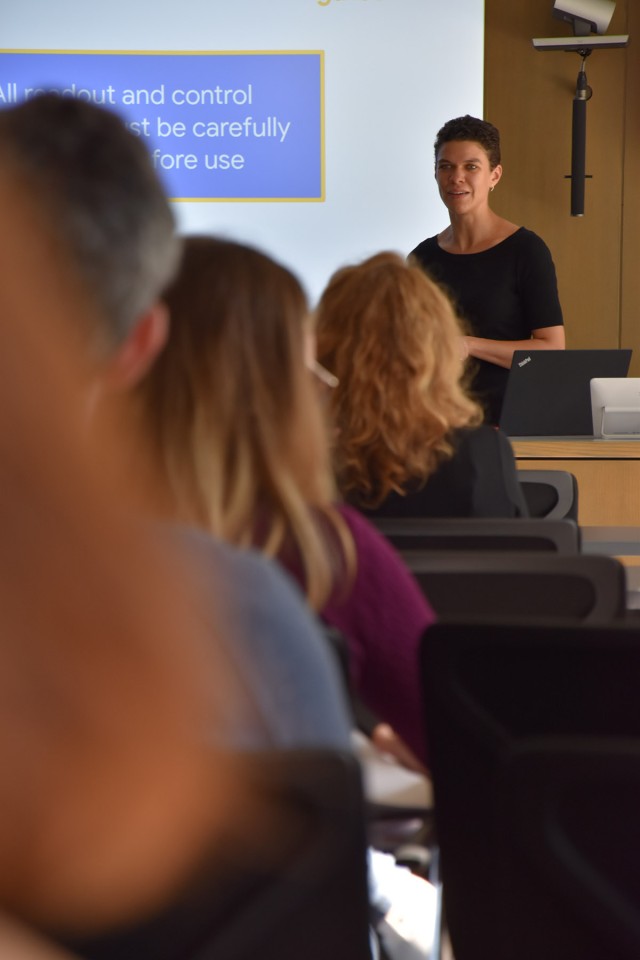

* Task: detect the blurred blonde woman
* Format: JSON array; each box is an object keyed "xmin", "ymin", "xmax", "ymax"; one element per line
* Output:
[
  {"xmin": 315, "ymin": 251, "xmax": 527, "ymax": 519},
  {"xmin": 136, "ymin": 236, "xmax": 435, "ymax": 765}
]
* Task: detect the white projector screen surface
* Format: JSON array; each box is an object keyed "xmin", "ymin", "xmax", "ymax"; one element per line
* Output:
[{"xmin": 1, "ymin": 0, "xmax": 484, "ymax": 304}]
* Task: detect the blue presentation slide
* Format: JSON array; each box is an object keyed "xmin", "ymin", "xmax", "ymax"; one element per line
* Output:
[
  {"xmin": 0, "ymin": 51, "xmax": 324, "ymax": 201},
  {"xmin": 0, "ymin": 0, "xmax": 484, "ymax": 303}
]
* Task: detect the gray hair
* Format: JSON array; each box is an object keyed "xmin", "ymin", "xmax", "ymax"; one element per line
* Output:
[{"xmin": 0, "ymin": 93, "xmax": 180, "ymax": 349}]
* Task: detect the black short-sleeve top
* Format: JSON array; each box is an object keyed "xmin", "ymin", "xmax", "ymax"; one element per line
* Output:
[{"xmin": 410, "ymin": 227, "xmax": 564, "ymax": 424}]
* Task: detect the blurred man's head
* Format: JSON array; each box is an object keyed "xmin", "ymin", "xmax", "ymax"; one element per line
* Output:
[{"xmin": 0, "ymin": 93, "xmax": 179, "ymax": 383}]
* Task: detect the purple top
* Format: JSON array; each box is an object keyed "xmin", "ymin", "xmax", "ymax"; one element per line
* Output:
[{"xmin": 281, "ymin": 503, "xmax": 436, "ymax": 764}]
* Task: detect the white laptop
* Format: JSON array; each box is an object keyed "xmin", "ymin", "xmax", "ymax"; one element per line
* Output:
[{"xmin": 590, "ymin": 377, "xmax": 640, "ymax": 438}]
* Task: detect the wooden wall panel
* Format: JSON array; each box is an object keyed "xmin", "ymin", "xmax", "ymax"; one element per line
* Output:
[
  {"xmin": 484, "ymin": 0, "xmax": 633, "ymax": 360},
  {"xmin": 621, "ymin": 1, "xmax": 640, "ymax": 373}
]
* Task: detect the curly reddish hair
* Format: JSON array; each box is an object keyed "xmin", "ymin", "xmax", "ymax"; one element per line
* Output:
[{"xmin": 315, "ymin": 252, "xmax": 482, "ymax": 508}]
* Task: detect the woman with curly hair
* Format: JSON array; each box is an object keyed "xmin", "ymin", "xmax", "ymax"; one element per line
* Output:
[
  {"xmin": 314, "ymin": 251, "xmax": 527, "ymax": 519},
  {"xmin": 135, "ymin": 235, "xmax": 435, "ymax": 766}
]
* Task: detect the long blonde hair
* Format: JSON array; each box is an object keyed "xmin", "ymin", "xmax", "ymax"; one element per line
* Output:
[
  {"xmin": 137, "ymin": 235, "xmax": 352, "ymax": 609},
  {"xmin": 315, "ymin": 251, "xmax": 482, "ymax": 507}
]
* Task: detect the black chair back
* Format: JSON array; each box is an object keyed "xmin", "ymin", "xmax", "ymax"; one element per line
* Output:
[
  {"xmin": 496, "ymin": 738, "xmax": 640, "ymax": 960},
  {"xmin": 421, "ymin": 620, "xmax": 640, "ymax": 960},
  {"xmin": 372, "ymin": 516, "xmax": 581, "ymax": 553},
  {"xmin": 517, "ymin": 469, "xmax": 579, "ymax": 520},
  {"xmin": 404, "ymin": 551, "xmax": 626, "ymax": 622}
]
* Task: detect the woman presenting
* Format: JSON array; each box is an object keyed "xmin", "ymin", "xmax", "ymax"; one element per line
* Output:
[{"xmin": 410, "ymin": 115, "xmax": 564, "ymax": 425}]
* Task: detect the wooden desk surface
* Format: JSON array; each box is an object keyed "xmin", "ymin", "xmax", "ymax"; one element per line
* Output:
[{"xmin": 511, "ymin": 438, "xmax": 640, "ymax": 459}]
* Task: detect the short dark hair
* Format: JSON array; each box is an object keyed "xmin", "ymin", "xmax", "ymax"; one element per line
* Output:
[
  {"xmin": 434, "ymin": 115, "xmax": 501, "ymax": 170},
  {"xmin": 0, "ymin": 93, "xmax": 179, "ymax": 348}
]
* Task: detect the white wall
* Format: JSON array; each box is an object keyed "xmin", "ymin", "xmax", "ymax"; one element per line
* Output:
[{"xmin": 2, "ymin": 0, "xmax": 484, "ymax": 304}]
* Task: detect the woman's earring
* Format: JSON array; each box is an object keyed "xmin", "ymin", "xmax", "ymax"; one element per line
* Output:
[{"xmin": 490, "ymin": 185, "xmax": 495, "ymax": 192}]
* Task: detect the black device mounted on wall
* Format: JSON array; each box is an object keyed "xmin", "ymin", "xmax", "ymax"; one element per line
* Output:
[{"xmin": 532, "ymin": 0, "xmax": 629, "ymax": 216}]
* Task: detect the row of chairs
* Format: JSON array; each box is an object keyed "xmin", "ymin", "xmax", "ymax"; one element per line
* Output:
[
  {"xmin": 154, "ymin": 622, "xmax": 638, "ymax": 960},
  {"xmin": 55, "ymin": 471, "xmax": 629, "ymax": 959},
  {"xmin": 263, "ymin": 622, "xmax": 640, "ymax": 960},
  {"xmin": 374, "ymin": 469, "xmax": 638, "ymax": 958},
  {"xmin": 373, "ymin": 516, "xmax": 627, "ymax": 623},
  {"xmin": 370, "ymin": 469, "xmax": 623, "ymax": 622}
]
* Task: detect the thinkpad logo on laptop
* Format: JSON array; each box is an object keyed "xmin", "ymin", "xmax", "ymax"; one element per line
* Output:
[{"xmin": 518, "ymin": 356, "xmax": 532, "ymax": 367}]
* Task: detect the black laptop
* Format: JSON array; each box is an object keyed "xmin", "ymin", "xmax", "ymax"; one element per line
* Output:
[{"xmin": 499, "ymin": 349, "xmax": 632, "ymax": 437}]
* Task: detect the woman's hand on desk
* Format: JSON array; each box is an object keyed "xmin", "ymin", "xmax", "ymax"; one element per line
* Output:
[{"xmin": 465, "ymin": 324, "xmax": 566, "ymax": 369}]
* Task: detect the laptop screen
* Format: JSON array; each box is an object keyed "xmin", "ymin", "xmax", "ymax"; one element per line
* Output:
[{"xmin": 499, "ymin": 349, "xmax": 632, "ymax": 437}]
